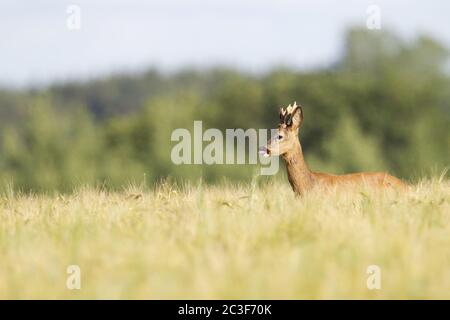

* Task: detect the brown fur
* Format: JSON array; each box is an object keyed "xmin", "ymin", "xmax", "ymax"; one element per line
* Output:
[{"xmin": 262, "ymin": 102, "xmax": 407, "ymax": 196}]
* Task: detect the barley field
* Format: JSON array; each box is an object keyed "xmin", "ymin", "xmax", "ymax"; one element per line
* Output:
[{"xmin": 0, "ymin": 178, "xmax": 449, "ymax": 299}]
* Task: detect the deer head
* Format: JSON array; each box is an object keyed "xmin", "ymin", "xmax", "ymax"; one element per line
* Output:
[{"xmin": 259, "ymin": 102, "xmax": 304, "ymax": 157}]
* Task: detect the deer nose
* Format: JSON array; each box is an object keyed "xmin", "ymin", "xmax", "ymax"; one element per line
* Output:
[{"xmin": 259, "ymin": 146, "xmax": 270, "ymax": 157}]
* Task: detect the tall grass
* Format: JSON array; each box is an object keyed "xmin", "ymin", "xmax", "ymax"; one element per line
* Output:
[{"xmin": 0, "ymin": 179, "xmax": 448, "ymax": 299}]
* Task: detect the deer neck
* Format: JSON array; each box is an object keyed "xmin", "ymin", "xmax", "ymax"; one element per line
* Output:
[{"xmin": 282, "ymin": 138, "xmax": 314, "ymax": 195}]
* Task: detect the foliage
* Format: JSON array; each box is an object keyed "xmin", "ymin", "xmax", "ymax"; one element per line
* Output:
[{"xmin": 0, "ymin": 28, "xmax": 449, "ymax": 191}]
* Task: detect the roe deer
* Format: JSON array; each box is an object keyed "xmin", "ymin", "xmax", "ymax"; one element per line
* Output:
[{"xmin": 259, "ymin": 102, "xmax": 406, "ymax": 196}]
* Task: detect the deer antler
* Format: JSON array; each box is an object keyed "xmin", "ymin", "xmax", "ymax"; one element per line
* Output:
[{"xmin": 279, "ymin": 102, "xmax": 300, "ymax": 126}]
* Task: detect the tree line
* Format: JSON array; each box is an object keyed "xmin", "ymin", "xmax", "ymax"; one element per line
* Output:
[{"xmin": 0, "ymin": 28, "xmax": 448, "ymax": 192}]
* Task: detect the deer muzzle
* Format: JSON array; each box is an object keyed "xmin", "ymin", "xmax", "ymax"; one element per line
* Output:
[{"xmin": 259, "ymin": 146, "xmax": 270, "ymax": 158}]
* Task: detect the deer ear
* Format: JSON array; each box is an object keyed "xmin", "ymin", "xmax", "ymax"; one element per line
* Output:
[{"xmin": 290, "ymin": 106, "xmax": 304, "ymax": 130}]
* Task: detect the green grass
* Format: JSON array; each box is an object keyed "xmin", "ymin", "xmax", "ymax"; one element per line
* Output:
[{"xmin": 0, "ymin": 178, "xmax": 449, "ymax": 299}]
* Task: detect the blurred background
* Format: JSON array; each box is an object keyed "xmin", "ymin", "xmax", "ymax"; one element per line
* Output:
[{"xmin": 0, "ymin": 0, "xmax": 449, "ymax": 192}]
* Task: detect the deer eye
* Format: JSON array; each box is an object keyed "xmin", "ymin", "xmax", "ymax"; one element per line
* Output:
[{"xmin": 277, "ymin": 135, "xmax": 283, "ymax": 140}]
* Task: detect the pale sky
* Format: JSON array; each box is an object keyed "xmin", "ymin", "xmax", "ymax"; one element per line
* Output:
[{"xmin": 1, "ymin": 0, "xmax": 449, "ymax": 88}]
